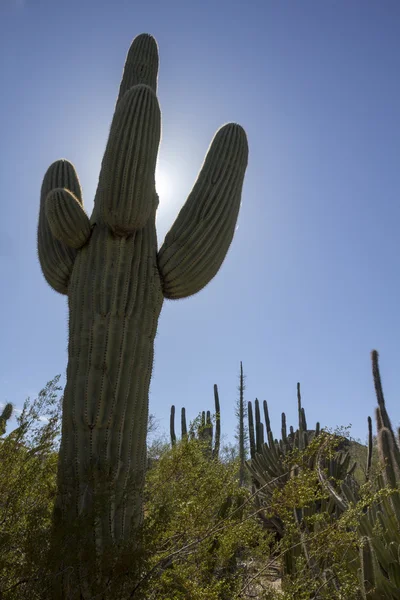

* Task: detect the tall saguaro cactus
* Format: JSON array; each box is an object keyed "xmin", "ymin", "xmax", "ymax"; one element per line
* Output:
[{"xmin": 38, "ymin": 34, "xmax": 248, "ymax": 595}]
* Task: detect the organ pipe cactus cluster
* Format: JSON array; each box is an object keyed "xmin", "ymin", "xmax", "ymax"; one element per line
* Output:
[
  {"xmin": 321, "ymin": 351, "xmax": 400, "ymax": 599},
  {"xmin": 170, "ymin": 384, "xmax": 221, "ymax": 459},
  {"xmin": 246, "ymin": 384, "xmax": 356, "ymax": 577},
  {"xmin": 37, "ymin": 33, "xmax": 248, "ymax": 595}
]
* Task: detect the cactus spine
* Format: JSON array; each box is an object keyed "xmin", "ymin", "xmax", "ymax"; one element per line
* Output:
[{"xmin": 38, "ymin": 33, "xmax": 248, "ymax": 594}]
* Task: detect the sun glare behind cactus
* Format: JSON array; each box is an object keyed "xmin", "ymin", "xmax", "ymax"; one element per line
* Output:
[{"xmin": 155, "ymin": 161, "xmax": 174, "ymax": 206}]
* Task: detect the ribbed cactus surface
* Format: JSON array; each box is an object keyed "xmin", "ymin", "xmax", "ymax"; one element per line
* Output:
[{"xmin": 37, "ymin": 33, "xmax": 248, "ymax": 594}]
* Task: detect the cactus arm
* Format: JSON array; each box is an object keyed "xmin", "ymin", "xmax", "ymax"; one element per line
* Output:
[
  {"xmin": 45, "ymin": 189, "xmax": 91, "ymax": 249},
  {"xmin": 92, "ymin": 85, "xmax": 161, "ymax": 233},
  {"xmin": 157, "ymin": 123, "xmax": 248, "ymax": 299},
  {"xmin": 38, "ymin": 160, "xmax": 82, "ymax": 294}
]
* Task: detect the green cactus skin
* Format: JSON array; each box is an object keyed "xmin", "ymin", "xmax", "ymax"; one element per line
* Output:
[
  {"xmin": 0, "ymin": 403, "xmax": 13, "ymax": 436},
  {"xmin": 37, "ymin": 32, "xmax": 248, "ymax": 589}
]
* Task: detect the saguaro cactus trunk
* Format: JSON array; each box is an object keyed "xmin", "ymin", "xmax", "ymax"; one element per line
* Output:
[{"xmin": 38, "ymin": 33, "xmax": 248, "ymax": 595}]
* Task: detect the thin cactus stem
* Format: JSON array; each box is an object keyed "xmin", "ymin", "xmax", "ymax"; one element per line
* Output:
[
  {"xmin": 375, "ymin": 406, "xmax": 383, "ymax": 432},
  {"xmin": 248, "ymin": 401, "xmax": 256, "ymax": 459},
  {"xmin": 213, "ymin": 384, "xmax": 221, "ymax": 459},
  {"xmin": 238, "ymin": 362, "xmax": 246, "ymax": 486},
  {"xmin": 254, "ymin": 398, "xmax": 264, "ymax": 454},
  {"xmin": 301, "ymin": 407, "xmax": 307, "ymax": 432},
  {"xmin": 366, "ymin": 416, "xmax": 373, "ymax": 481},
  {"xmin": 297, "ymin": 382, "xmax": 302, "ymax": 431},
  {"xmin": 170, "ymin": 405, "xmax": 176, "ymax": 446},
  {"xmin": 281, "ymin": 412, "xmax": 287, "ymax": 445},
  {"xmin": 263, "ymin": 400, "xmax": 272, "ymax": 437},
  {"xmin": 371, "ymin": 350, "xmax": 400, "ymax": 472},
  {"xmin": 256, "ymin": 422, "xmax": 264, "ymax": 453},
  {"xmin": 181, "ymin": 407, "xmax": 187, "ymax": 439},
  {"xmin": 377, "ymin": 427, "xmax": 399, "ymax": 489}
]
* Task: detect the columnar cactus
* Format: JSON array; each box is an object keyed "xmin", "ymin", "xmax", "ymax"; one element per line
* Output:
[
  {"xmin": 169, "ymin": 383, "xmax": 221, "ymax": 459},
  {"xmin": 170, "ymin": 405, "xmax": 177, "ymax": 446},
  {"xmin": 38, "ymin": 33, "xmax": 248, "ymax": 593}
]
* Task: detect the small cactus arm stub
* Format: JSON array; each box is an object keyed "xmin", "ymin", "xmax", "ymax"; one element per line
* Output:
[{"xmin": 37, "ymin": 33, "xmax": 248, "ymax": 581}]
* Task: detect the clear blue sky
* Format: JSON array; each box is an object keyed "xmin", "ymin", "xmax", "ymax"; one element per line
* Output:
[{"xmin": 1, "ymin": 0, "xmax": 400, "ymax": 448}]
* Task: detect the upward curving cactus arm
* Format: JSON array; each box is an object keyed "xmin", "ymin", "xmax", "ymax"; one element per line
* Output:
[
  {"xmin": 157, "ymin": 124, "xmax": 248, "ymax": 299},
  {"xmin": 38, "ymin": 160, "xmax": 84, "ymax": 294}
]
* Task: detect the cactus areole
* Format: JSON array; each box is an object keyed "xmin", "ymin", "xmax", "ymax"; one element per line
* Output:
[{"xmin": 38, "ymin": 33, "xmax": 248, "ymax": 585}]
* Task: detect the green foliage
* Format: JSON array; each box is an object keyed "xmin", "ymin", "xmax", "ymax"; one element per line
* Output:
[
  {"xmin": 138, "ymin": 437, "xmax": 272, "ymax": 599},
  {"xmin": 0, "ymin": 376, "xmax": 62, "ymax": 599},
  {"xmin": 2, "ymin": 351, "xmax": 400, "ymax": 599}
]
